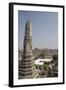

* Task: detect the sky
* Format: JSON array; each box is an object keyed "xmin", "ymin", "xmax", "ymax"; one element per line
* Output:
[{"xmin": 18, "ymin": 10, "xmax": 58, "ymax": 49}]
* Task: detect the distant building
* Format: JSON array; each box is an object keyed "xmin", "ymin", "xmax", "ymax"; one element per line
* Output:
[
  {"xmin": 32, "ymin": 48, "xmax": 41, "ymax": 59},
  {"xmin": 18, "ymin": 49, "xmax": 58, "ymax": 60},
  {"xmin": 45, "ymin": 49, "xmax": 58, "ymax": 58},
  {"xmin": 32, "ymin": 48, "xmax": 58, "ymax": 59},
  {"xmin": 35, "ymin": 58, "xmax": 52, "ymax": 66}
]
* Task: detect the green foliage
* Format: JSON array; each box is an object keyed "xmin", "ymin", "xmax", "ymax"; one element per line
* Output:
[
  {"xmin": 53, "ymin": 54, "xmax": 58, "ymax": 61},
  {"xmin": 43, "ymin": 63, "xmax": 48, "ymax": 70}
]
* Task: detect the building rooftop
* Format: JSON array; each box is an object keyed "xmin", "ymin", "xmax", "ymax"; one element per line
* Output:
[{"xmin": 35, "ymin": 58, "xmax": 52, "ymax": 65}]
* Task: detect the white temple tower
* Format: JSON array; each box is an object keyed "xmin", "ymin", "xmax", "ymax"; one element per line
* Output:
[{"xmin": 19, "ymin": 20, "xmax": 38, "ymax": 79}]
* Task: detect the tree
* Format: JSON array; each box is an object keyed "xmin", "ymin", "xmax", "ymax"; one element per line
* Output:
[
  {"xmin": 34, "ymin": 48, "xmax": 39, "ymax": 51},
  {"xmin": 53, "ymin": 54, "xmax": 58, "ymax": 61},
  {"xmin": 39, "ymin": 50, "xmax": 45, "ymax": 59}
]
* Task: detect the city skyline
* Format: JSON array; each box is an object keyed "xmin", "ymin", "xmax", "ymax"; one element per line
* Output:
[{"xmin": 18, "ymin": 10, "xmax": 58, "ymax": 49}]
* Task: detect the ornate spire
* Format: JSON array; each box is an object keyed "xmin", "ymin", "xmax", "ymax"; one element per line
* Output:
[{"xmin": 19, "ymin": 20, "xmax": 38, "ymax": 79}]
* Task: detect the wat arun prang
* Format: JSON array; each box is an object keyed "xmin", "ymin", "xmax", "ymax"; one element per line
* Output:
[{"xmin": 19, "ymin": 20, "xmax": 38, "ymax": 79}]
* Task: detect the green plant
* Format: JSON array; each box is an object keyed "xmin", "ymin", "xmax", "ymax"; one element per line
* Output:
[
  {"xmin": 53, "ymin": 54, "xmax": 58, "ymax": 61},
  {"xmin": 43, "ymin": 63, "xmax": 48, "ymax": 70}
]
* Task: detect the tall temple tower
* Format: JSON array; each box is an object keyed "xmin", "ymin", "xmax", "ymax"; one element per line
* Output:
[{"xmin": 19, "ymin": 20, "xmax": 38, "ymax": 79}]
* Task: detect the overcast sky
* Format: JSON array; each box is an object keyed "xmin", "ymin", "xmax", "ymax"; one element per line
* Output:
[{"xmin": 18, "ymin": 10, "xmax": 58, "ymax": 49}]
